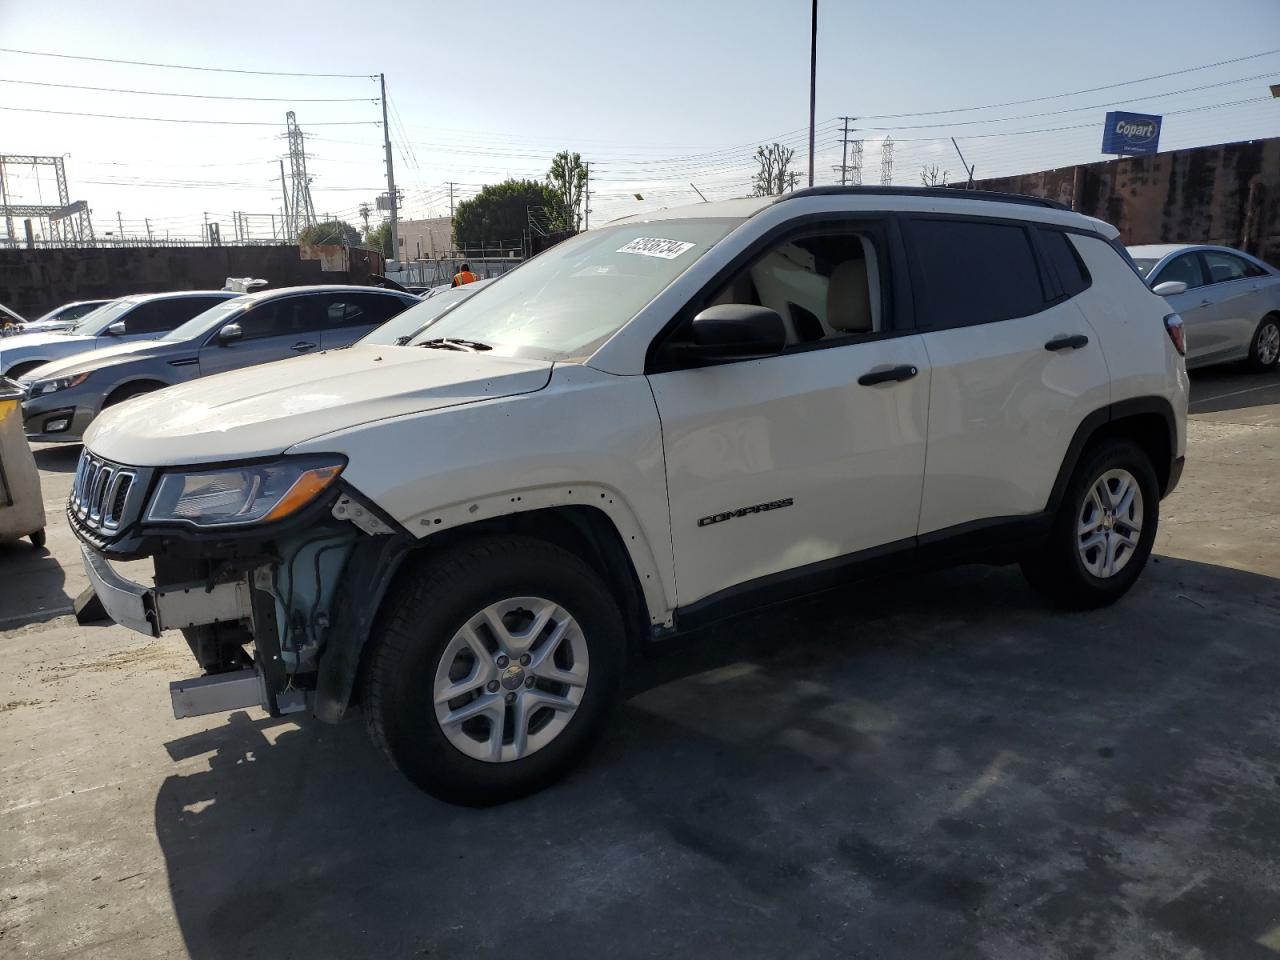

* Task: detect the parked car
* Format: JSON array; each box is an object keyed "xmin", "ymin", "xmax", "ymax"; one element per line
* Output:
[
  {"xmin": 0, "ymin": 291, "xmax": 238, "ymax": 381},
  {"xmin": 359, "ymin": 278, "xmax": 492, "ymax": 346},
  {"xmin": 11, "ymin": 300, "xmax": 113, "ymax": 337},
  {"xmin": 70, "ymin": 186, "xmax": 1187, "ymax": 805},
  {"xmin": 19, "ymin": 286, "xmax": 418, "ymax": 442},
  {"xmin": 0, "ymin": 303, "xmax": 24, "ymax": 334},
  {"xmin": 1130, "ymin": 243, "xmax": 1280, "ymax": 371}
]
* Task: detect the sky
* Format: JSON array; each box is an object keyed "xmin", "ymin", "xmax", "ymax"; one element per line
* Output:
[{"xmin": 1, "ymin": 0, "xmax": 1278, "ymax": 244}]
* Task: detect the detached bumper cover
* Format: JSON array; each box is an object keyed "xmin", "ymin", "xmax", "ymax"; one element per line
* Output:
[{"xmin": 79, "ymin": 542, "xmax": 253, "ymax": 638}]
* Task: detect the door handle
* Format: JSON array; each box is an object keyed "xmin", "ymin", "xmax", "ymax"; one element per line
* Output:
[
  {"xmin": 1199, "ymin": 299, "xmax": 1212, "ymax": 307},
  {"xmin": 291, "ymin": 341, "xmax": 317, "ymax": 352},
  {"xmin": 1044, "ymin": 334, "xmax": 1089, "ymax": 352},
  {"xmin": 857, "ymin": 364, "xmax": 919, "ymax": 386}
]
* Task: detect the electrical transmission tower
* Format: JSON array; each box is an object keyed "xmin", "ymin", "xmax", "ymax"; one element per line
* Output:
[
  {"xmin": 284, "ymin": 111, "xmax": 317, "ymax": 240},
  {"xmin": 833, "ymin": 117, "xmax": 865, "ymax": 187},
  {"xmin": 880, "ymin": 137, "xmax": 895, "ymax": 185},
  {"xmin": 0, "ymin": 154, "xmax": 94, "ymax": 247}
]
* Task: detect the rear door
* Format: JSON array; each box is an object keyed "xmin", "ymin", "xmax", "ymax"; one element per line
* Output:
[
  {"xmin": 904, "ymin": 216, "xmax": 1111, "ymax": 536},
  {"xmin": 197, "ymin": 295, "xmax": 321, "ymax": 377},
  {"xmin": 1199, "ymin": 250, "xmax": 1271, "ymax": 361},
  {"xmin": 318, "ymin": 292, "xmax": 411, "ymax": 349}
]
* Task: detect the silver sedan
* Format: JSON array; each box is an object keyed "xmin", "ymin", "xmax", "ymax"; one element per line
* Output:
[{"xmin": 1130, "ymin": 243, "xmax": 1280, "ymax": 371}]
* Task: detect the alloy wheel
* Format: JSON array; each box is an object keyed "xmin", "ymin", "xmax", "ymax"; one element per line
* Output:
[
  {"xmin": 432, "ymin": 597, "xmax": 589, "ymax": 762},
  {"xmin": 1257, "ymin": 320, "xmax": 1280, "ymax": 367},
  {"xmin": 1077, "ymin": 468, "xmax": 1144, "ymax": 579}
]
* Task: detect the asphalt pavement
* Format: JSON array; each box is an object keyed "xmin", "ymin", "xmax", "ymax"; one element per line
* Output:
[{"xmin": 1, "ymin": 368, "xmax": 1277, "ymax": 960}]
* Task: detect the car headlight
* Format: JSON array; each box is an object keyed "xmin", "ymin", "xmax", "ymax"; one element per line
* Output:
[
  {"xmin": 29, "ymin": 372, "xmax": 91, "ymax": 396},
  {"xmin": 144, "ymin": 456, "xmax": 345, "ymax": 527}
]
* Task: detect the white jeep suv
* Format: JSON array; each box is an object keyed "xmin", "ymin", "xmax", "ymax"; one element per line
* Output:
[{"xmin": 71, "ymin": 187, "xmax": 1188, "ymax": 805}]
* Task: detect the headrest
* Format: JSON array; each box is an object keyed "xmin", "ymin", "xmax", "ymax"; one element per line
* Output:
[{"xmin": 827, "ymin": 260, "xmax": 872, "ymax": 333}]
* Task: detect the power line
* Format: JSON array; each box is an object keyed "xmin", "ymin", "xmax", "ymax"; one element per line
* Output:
[
  {"xmin": 858, "ymin": 48, "xmax": 1280, "ymax": 119},
  {"xmin": 0, "ymin": 77, "xmax": 376, "ymax": 102},
  {"xmin": 0, "ymin": 46, "xmax": 374, "ymax": 78},
  {"xmin": 0, "ymin": 104, "xmax": 379, "ymax": 126}
]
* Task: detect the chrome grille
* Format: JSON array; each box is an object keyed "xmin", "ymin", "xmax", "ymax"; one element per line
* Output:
[{"xmin": 70, "ymin": 450, "xmax": 139, "ymax": 534}]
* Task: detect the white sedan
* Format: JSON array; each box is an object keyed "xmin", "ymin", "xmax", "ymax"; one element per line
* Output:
[{"xmin": 1131, "ymin": 243, "xmax": 1280, "ymax": 371}]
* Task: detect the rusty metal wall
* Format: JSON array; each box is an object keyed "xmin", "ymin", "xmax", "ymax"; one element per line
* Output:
[
  {"xmin": 966, "ymin": 138, "xmax": 1280, "ymax": 264},
  {"xmin": 0, "ymin": 245, "xmax": 386, "ymax": 319}
]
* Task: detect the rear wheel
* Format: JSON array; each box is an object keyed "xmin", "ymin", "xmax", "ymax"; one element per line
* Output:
[
  {"xmin": 1022, "ymin": 439, "xmax": 1159, "ymax": 609},
  {"xmin": 1246, "ymin": 314, "xmax": 1280, "ymax": 372},
  {"xmin": 361, "ymin": 536, "xmax": 624, "ymax": 806}
]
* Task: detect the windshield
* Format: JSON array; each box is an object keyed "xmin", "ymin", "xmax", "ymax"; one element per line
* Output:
[
  {"xmin": 162, "ymin": 298, "xmax": 249, "ymax": 342},
  {"xmin": 403, "ymin": 219, "xmax": 739, "ymax": 359},
  {"xmin": 1132, "ymin": 258, "xmax": 1158, "ymax": 279},
  {"xmin": 69, "ymin": 299, "xmax": 136, "ymax": 335},
  {"xmin": 361, "ymin": 284, "xmax": 486, "ymax": 345}
]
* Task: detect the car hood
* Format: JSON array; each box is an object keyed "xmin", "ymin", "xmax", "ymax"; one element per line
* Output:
[
  {"xmin": 84, "ymin": 344, "xmax": 554, "ymax": 466},
  {"xmin": 19, "ymin": 339, "xmax": 170, "ymax": 380},
  {"xmin": 0, "ymin": 331, "xmax": 93, "ymax": 355}
]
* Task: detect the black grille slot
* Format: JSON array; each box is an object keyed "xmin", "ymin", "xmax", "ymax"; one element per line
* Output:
[
  {"xmin": 108, "ymin": 473, "xmax": 133, "ymax": 525},
  {"xmin": 69, "ymin": 449, "xmax": 139, "ymax": 535}
]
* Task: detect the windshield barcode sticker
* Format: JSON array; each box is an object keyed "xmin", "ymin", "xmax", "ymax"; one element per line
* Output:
[{"xmin": 616, "ymin": 237, "xmax": 696, "ymax": 260}]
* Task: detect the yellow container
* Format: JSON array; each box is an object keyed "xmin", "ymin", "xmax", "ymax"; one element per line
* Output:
[{"xmin": 0, "ymin": 378, "xmax": 46, "ymax": 547}]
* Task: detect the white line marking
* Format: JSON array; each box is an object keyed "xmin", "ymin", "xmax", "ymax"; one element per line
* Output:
[{"xmin": 1190, "ymin": 382, "xmax": 1280, "ymax": 407}]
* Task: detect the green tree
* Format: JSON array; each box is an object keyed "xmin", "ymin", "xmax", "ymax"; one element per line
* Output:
[
  {"xmin": 299, "ymin": 219, "xmax": 361, "ymax": 246},
  {"xmin": 546, "ymin": 150, "xmax": 587, "ymax": 231},
  {"xmin": 365, "ymin": 221, "xmax": 392, "ymax": 256},
  {"xmin": 453, "ymin": 179, "xmax": 560, "ymax": 248}
]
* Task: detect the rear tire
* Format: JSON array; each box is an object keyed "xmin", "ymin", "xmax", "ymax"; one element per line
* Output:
[
  {"xmin": 361, "ymin": 536, "xmax": 624, "ymax": 806},
  {"xmin": 1246, "ymin": 314, "xmax": 1280, "ymax": 372},
  {"xmin": 1021, "ymin": 439, "xmax": 1159, "ymax": 609}
]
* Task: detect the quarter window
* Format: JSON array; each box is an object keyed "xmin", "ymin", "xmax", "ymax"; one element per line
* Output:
[
  {"xmin": 909, "ymin": 219, "xmax": 1046, "ymax": 327},
  {"xmin": 1038, "ymin": 228, "xmax": 1091, "ymax": 299}
]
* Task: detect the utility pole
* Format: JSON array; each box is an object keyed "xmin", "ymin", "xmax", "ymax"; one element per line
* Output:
[
  {"xmin": 448, "ymin": 182, "xmax": 455, "ymax": 220},
  {"xmin": 145, "ymin": 218, "xmax": 152, "ymax": 243},
  {"xmin": 808, "ymin": 0, "xmax": 818, "ymax": 188},
  {"xmin": 584, "ymin": 161, "xmax": 589, "ymax": 231},
  {"xmin": 116, "ymin": 211, "xmax": 124, "ymax": 244},
  {"xmin": 950, "ymin": 137, "xmax": 975, "ymax": 188},
  {"xmin": 838, "ymin": 116, "xmax": 851, "ymax": 185},
  {"xmin": 379, "ymin": 73, "xmax": 399, "ymax": 264}
]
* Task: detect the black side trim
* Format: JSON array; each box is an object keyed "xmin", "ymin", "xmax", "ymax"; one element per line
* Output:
[
  {"xmin": 916, "ymin": 513, "xmax": 1052, "ymax": 569},
  {"xmin": 1167, "ymin": 456, "xmax": 1185, "ymax": 498},
  {"xmin": 674, "ymin": 537, "xmax": 915, "ymax": 633}
]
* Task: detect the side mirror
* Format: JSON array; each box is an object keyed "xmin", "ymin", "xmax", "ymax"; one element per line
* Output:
[
  {"xmin": 106, "ymin": 321, "xmax": 127, "ymax": 336},
  {"xmin": 217, "ymin": 323, "xmax": 243, "ymax": 344},
  {"xmin": 1152, "ymin": 280, "xmax": 1188, "ymax": 297},
  {"xmin": 681, "ymin": 304, "xmax": 786, "ymax": 363}
]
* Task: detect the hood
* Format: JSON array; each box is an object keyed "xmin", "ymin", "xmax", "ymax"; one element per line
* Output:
[
  {"xmin": 18, "ymin": 339, "xmax": 172, "ymax": 381},
  {"xmin": 0, "ymin": 330, "xmax": 93, "ymax": 355},
  {"xmin": 85, "ymin": 344, "xmax": 554, "ymax": 466}
]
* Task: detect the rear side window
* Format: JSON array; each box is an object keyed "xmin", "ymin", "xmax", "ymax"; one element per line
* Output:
[
  {"xmin": 908, "ymin": 218, "xmax": 1045, "ymax": 328},
  {"xmin": 1038, "ymin": 229, "xmax": 1091, "ymax": 299},
  {"xmin": 323, "ymin": 293, "xmax": 408, "ymax": 329},
  {"xmin": 1202, "ymin": 250, "xmax": 1266, "ymax": 284}
]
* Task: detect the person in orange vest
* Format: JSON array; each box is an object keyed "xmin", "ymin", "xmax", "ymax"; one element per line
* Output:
[{"xmin": 451, "ymin": 263, "xmax": 478, "ymax": 287}]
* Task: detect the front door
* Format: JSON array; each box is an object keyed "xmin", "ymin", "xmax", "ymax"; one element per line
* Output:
[
  {"xmin": 647, "ymin": 219, "xmax": 930, "ymax": 608},
  {"xmin": 199, "ymin": 295, "xmax": 320, "ymax": 377},
  {"xmin": 1153, "ymin": 252, "xmax": 1218, "ymax": 364}
]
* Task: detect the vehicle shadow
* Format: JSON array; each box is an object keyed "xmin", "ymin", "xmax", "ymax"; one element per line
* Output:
[
  {"xmin": 0, "ymin": 536, "xmax": 70, "ymax": 629},
  {"xmin": 1187, "ymin": 367, "xmax": 1279, "ymax": 416},
  {"xmin": 154, "ymin": 556, "xmax": 1280, "ymax": 960},
  {"xmin": 31, "ymin": 442, "xmax": 82, "ymax": 474}
]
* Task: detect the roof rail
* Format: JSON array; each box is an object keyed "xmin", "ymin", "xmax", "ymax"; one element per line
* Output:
[{"xmin": 775, "ymin": 185, "xmax": 1069, "ymax": 211}]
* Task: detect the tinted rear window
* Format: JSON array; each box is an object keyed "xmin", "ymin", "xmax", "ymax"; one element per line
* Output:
[
  {"xmin": 909, "ymin": 219, "xmax": 1046, "ymax": 328},
  {"xmin": 1039, "ymin": 229, "xmax": 1091, "ymax": 299}
]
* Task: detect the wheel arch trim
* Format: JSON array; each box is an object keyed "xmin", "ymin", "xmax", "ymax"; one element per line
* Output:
[{"xmin": 1048, "ymin": 396, "xmax": 1179, "ymax": 511}]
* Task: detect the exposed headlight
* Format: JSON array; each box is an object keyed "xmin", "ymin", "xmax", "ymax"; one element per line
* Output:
[
  {"xmin": 29, "ymin": 372, "xmax": 91, "ymax": 396},
  {"xmin": 144, "ymin": 456, "xmax": 345, "ymax": 527}
]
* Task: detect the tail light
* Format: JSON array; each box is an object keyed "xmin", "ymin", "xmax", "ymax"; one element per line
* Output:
[{"xmin": 1164, "ymin": 312, "xmax": 1186, "ymax": 357}]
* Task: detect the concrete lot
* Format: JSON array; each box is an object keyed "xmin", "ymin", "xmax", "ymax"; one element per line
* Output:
[{"xmin": 1, "ymin": 369, "xmax": 1277, "ymax": 960}]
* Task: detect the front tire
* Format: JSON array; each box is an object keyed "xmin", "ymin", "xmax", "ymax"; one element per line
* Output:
[
  {"xmin": 1246, "ymin": 314, "xmax": 1280, "ymax": 372},
  {"xmin": 1022, "ymin": 439, "xmax": 1160, "ymax": 609},
  {"xmin": 362, "ymin": 536, "xmax": 624, "ymax": 806}
]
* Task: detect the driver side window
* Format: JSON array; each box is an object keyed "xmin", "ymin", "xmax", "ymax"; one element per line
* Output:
[
  {"xmin": 701, "ymin": 226, "xmax": 888, "ymax": 347},
  {"xmin": 1155, "ymin": 253, "xmax": 1206, "ymax": 290}
]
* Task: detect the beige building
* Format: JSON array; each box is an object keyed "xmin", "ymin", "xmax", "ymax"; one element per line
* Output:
[{"xmin": 394, "ymin": 217, "xmax": 454, "ymax": 259}]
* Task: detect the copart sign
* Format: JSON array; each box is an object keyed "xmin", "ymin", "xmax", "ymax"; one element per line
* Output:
[{"xmin": 1101, "ymin": 111, "xmax": 1162, "ymax": 156}]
